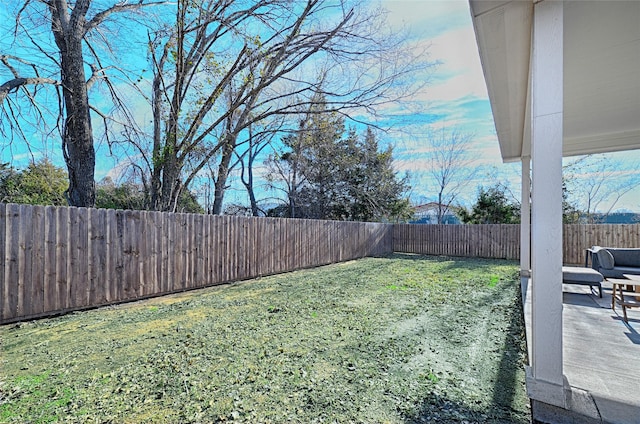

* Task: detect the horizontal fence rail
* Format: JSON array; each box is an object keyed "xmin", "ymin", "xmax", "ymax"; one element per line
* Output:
[
  {"xmin": 3, "ymin": 202, "xmax": 640, "ymax": 324},
  {"xmin": 0, "ymin": 204, "xmax": 392, "ymax": 324}
]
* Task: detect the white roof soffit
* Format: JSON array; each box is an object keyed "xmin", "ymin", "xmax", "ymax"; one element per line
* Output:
[
  {"xmin": 563, "ymin": 0, "xmax": 640, "ymax": 157},
  {"xmin": 470, "ymin": 0, "xmax": 533, "ymax": 163},
  {"xmin": 470, "ymin": 0, "xmax": 640, "ymax": 162}
]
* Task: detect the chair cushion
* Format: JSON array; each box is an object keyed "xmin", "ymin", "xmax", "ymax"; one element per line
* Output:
[
  {"xmin": 608, "ymin": 248, "xmax": 640, "ymax": 267},
  {"xmin": 595, "ymin": 248, "xmax": 615, "ymax": 269},
  {"xmin": 562, "ymin": 266, "xmax": 604, "ymax": 283},
  {"xmin": 612, "ymin": 266, "xmax": 640, "ymax": 275}
]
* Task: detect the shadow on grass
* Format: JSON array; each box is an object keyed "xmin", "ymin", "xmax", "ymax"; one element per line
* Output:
[
  {"xmin": 403, "ymin": 262, "xmax": 530, "ymax": 424},
  {"xmin": 404, "ymin": 387, "xmax": 528, "ymax": 424},
  {"xmin": 404, "ymin": 392, "xmax": 502, "ymax": 423},
  {"xmin": 490, "ymin": 286, "xmax": 527, "ymax": 413}
]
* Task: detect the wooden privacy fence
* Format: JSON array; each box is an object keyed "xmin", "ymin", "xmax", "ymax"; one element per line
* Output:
[
  {"xmin": 393, "ymin": 224, "xmax": 521, "ymax": 260},
  {"xmin": 0, "ymin": 204, "xmax": 392, "ymax": 324},
  {"xmin": 563, "ymin": 224, "xmax": 640, "ymax": 265},
  {"xmin": 3, "ymin": 202, "xmax": 640, "ymax": 324},
  {"xmin": 394, "ymin": 223, "xmax": 640, "ymax": 265}
]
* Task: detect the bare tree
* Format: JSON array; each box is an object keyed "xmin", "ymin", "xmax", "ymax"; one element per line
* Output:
[
  {"xmin": 264, "ymin": 118, "xmax": 314, "ymax": 219},
  {"xmin": 426, "ymin": 127, "xmax": 478, "ymax": 224},
  {"xmin": 233, "ymin": 118, "xmax": 285, "ymax": 216},
  {"xmin": 564, "ymin": 154, "xmax": 639, "ymax": 222},
  {"xmin": 138, "ymin": 0, "xmax": 427, "ymax": 212},
  {"xmin": 1, "ymin": 0, "xmax": 164, "ymax": 207}
]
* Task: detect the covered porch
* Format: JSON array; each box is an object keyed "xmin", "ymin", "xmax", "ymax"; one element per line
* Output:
[
  {"xmin": 523, "ymin": 280, "xmax": 640, "ymax": 423},
  {"xmin": 469, "ymin": 0, "xmax": 640, "ymax": 422}
]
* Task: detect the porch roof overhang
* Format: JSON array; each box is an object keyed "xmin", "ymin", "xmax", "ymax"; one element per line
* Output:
[{"xmin": 469, "ymin": 0, "xmax": 640, "ymax": 162}]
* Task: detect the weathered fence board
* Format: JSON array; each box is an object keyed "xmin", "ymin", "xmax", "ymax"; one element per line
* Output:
[
  {"xmin": 3, "ymin": 202, "xmax": 639, "ymax": 324},
  {"xmin": 6, "ymin": 204, "xmax": 20, "ymax": 319},
  {"xmin": 393, "ymin": 223, "xmax": 640, "ymax": 264},
  {"xmin": 30, "ymin": 206, "xmax": 45, "ymax": 316},
  {"xmin": 393, "ymin": 224, "xmax": 520, "ymax": 259},
  {"xmin": 0, "ymin": 204, "xmax": 394, "ymax": 323},
  {"xmin": 562, "ymin": 224, "xmax": 640, "ymax": 265},
  {"xmin": 0, "ymin": 205, "xmax": 5, "ymax": 320}
]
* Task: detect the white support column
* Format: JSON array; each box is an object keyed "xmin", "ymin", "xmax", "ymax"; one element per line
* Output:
[
  {"xmin": 528, "ymin": 0, "xmax": 565, "ymax": 407},
  {"xmin": 521, "ymin": 156, "xmax": 531, "ymax": 277}
]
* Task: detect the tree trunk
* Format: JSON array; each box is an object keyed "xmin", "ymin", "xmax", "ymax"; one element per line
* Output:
[
  {"xmin": 437, "ymin": 190, "xmax": 444, "ymax": 224},
  {"xmin": 239, "ymin": 125, "xmax": 260, "ymax": 216},
  {"xmin": 157, "ymin": 2, "xmax": 186, "ymax": 213},
  {"xmin": 150, "ymin": 67, "xmax": 164, "ymax": 211},
  {"xmin": 289, "ymin": 170, "xmax": 298, "ymax": 219},
  {"xmin": 51, "ymin": 1, "xmax": 95, "ymax": 207},
  {"xmin": 159, "ymin": 137, "xmax": 180, "ymax": 212},
  {"xmin": 245, "ymin": 161, "xmax": 259, "ymax": 216},
  {"xmin": 212, "ymin": 135, "xmax": 236, "ymax": 215}
]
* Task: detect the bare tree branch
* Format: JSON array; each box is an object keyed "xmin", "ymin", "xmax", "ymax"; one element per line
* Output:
[
  {"xmin": 0, "ymin": 77, "xmax": 60, "ymax": 103},
  {"xmin": 144, "ymin": 0, "xmax": 428, "ymax": 212},
  {"xmin": 84, "ymin": 1, "xmax": 168, "ymax": 35},
  {"xmin": 2, "ymin": 0, "xmax": 167, "ymax": 206},
  {"xmin": 426, "ymin": 127, "xmax": 479, "ymax": 224}
]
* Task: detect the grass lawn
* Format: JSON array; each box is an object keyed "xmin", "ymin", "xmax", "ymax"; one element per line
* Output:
[{"xmin": 0, "ymin": 253, "xmax": 530, "ymax": 423}]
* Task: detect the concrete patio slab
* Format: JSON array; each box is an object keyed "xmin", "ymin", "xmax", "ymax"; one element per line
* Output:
[{"xmin": 522, "ymin": 278, "xmax": 640, "ymax": 424}]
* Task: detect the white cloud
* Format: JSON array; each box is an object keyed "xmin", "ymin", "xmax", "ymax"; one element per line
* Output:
[
  {"xmin": 380, "ymin": 0, "xmax": 486, "ymax": 104},
  {"xmin": 413, "ymin": 27, "xmax": 487, "ymax": 103},
  {"xmin": 375, "ymin": 0, "xmax": 507, "ymax": 205},
  {"xmin": 381, "ymin": 0, "xmax": 471, "ymax": 37}
]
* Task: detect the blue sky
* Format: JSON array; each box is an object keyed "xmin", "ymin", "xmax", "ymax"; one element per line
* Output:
[
  {"xmin": 377, "ymin": 0, "xmax": 640, "ymax": 212},
  {"xmin": 377, "ymin": 0, "xmax": 522, "ymax": 205},
  {"xmin": 1, "ymin": 0, "xmax": 638, "ymax": 212}
]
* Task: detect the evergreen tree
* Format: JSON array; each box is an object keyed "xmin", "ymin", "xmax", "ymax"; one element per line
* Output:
[
  {"xmin": 458, "ymin": 184, "xmax": 520, "ymax": 224},
  {"xmin": 0, "ymin": 159, "xmax": 68, "ymax": 206},
  {"xmin": 267, "ymin": 98, "xmax": 411, "ymax": 222},
  {"xmin": 95, "ymin": 178, "xmax": 147, "ymax": 211},
  {"xmin": 96, "ymin": 178, "xmax": 204, "ymax": 213}
]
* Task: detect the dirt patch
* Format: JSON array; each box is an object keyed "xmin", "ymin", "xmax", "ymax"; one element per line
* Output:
[{"xmin": 0, "ymin": 253, "xmax": 529, "ymax": 423}]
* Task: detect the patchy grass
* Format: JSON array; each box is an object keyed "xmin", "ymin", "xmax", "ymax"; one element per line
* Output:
[{"xmin": 0, "ymin": 254, "xmax": 529, "ymax": 423}]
